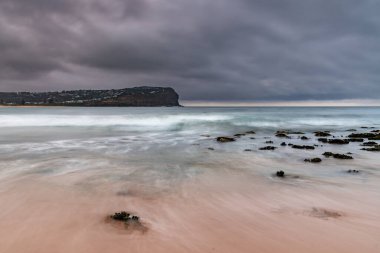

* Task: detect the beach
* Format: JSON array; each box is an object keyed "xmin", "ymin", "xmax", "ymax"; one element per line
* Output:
[{"xmin": 0, "ymin": 107, "xmax": 379, "ymax": 253}]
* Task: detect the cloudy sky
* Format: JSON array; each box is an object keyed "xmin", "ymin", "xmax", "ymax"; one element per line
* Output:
[{"xmin": 0, "ymin": 0, "xmax": 379, "ymax": 102}]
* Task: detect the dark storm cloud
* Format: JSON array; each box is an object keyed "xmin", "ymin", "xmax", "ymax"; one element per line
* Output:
[{"xmin": 0, "ymin": 0, "xmax": 379, "ymax": 101}]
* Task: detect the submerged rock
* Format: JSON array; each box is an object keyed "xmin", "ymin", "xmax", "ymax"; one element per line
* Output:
[
  {"xmin": 216, "ymin": 136, "xmax": 236, "ymax": 143},
  {"xmin": 361, "ymin": 141, "xmax": 378, "ymax": 146},
  {"xmin": 327, "ymin": 139, "xmax": 349, "ymax": 144},
  {"xmin": 265, "ymin": 140, "xmax": 274, "ymax": 144},
  {"xmin": 292, "ymin": 145, "xmax": 315, "ymax": 150},
  {"xmin": 361, "ymin": 145, "xmax": 380, "ymax": 151},
  {"xmin": 244, "ymin": 149, "xmax": 252, "ymax": 152},
  {"xmin": 348, "ymin": 133, "xmax": 376, "ymax": 138},
  {"xmin": 323, "ymin": 152, "xmax": 353, "ymax": 159},
  {"xmin": 314, "ymin": 131, "xmax": 331, "ymax": 137},
  {"xmin": 280, "ymin": 142, "xmax": 287, "ymax": 146},
  {"xmin": 275, "ymin": 133, "xmax": 290, "ymax": 138},
  {"xmin": 304, "ymin": 158, "xmax": 322, "ymax": 163},
  {"xmin": 348, "ymin": 138, "xmax": 364, "ymax": 142},
  {"xmin": 259, "ymin": 146, "xmax": 277, "ymax": 150}
]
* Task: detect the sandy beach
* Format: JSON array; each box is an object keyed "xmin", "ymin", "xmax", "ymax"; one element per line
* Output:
[{"xmin": 0, "ymin": 107, "xmax": 379, "ymax": 253}]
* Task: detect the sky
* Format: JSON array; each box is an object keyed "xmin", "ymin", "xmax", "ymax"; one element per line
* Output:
[{"xmin": 0, "ymin": 0, "xmax": 379, "ymax": 103}]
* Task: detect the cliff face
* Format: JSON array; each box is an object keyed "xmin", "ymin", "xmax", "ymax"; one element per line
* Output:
[{"xmin": 0, "ymin": 86, "xmax": 180, "ymax": 107}]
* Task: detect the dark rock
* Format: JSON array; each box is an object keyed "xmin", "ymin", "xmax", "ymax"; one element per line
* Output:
[
  {"xmin": 111, "ymin": 211, "xmax": 131, "ymax": 221},
  {"xmin": 371, "ymin": 130, "xmax": 380, "ymax": 133},
  {"xmin": 288, "ymin": 143, "xmax": 293, "ymax": 146},
  {"xmin": 361, "ymin": 145, "xmax": 380, "ymax": 151},
  {"xmin": 348, "ymin": 138, "xmax": 364, "ymax": 142},
  {"xmin": 348, "ymin": 133, "xmax": 376, "ymax": 138},
  {"xmin": 346, "ymin": 129, "xmax": 357, "ymax": 131},
  {"xmin": 368, "ymin": 135, "xmax": 380, "ymax": 140},
  {"xmin": 327, "ymin": 139, "xmax": 349, "ymax": 145},
  {"xmin": 323, "ymin": 152, "xmax": 353, "ymax": 159},
  {"xmin": 250, "ymin": 137, "xmax": 256, "ymax": 139},
  {"xmin": 234, "ymin": 133, "xmax": 245, "ymax": 137},
  {"xmin": 207, "ymin": 147, "xmax": 215, "ymax": 150},
  {"xmin": 314, "ymin": 131, "xmax": 331, "ymax": 137},
  {"xmin": 292, "ymin": 145, "xmax": 315, "ymax": 150},
  {"xmin": 259, "ymin": 146, "xmax": 277, "ymax": 150},
  {"xmin": 265, "ymin": 140, "xmax": 274, "ymax": 144},
  {"xmin": 301, "ymin": 136, "xmax": 309, "ymax": 140},
  {"xmin": 347, "ymin": 169, "xmax": 359, "ymax": 174},
  {"xmin": 304, "ymin": 158, "xmax": 322, "ymax": 163},
  {"xmin": 244, "ymin": 149, "xmax": 252, "ymax": 152},
  {"xmin": 216, "ymin": 136, "xmax": 236, "ymax": 143},
  {"xmin": 361, "ymin": 141, "xmax": 378, "ymax": 146},
  {"xmin": 276, "ymin": 170, "xmax": 285, "ymax": 177},
  {"xmin": 318, "ymin": 138, "xmax": 328, "ymax": 143},
  {"xmin": 281, "ymin": 142, "xmax": 287, "ymax": 146},
  {"xmin": 275, "ymin": 133, "xmax": 290, "ymax": 138},
  {"xmin": 245, "ymin": 131, "xmax": 256, "ymax": 134}
]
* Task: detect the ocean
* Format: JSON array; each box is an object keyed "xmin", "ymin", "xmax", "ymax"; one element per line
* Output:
[{"xmin": 0, "ymin": 106, "xmax": 379, "ymax": 253}]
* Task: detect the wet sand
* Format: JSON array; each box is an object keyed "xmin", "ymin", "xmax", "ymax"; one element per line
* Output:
[{"xmin": 0, "ymin": 166, "xmax": 379, "ymax": 253}]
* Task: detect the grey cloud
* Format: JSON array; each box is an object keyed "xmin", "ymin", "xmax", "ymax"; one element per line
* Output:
[{"xmin": 0, "ymin": 0, "xmax": 379, "ymax": 101}]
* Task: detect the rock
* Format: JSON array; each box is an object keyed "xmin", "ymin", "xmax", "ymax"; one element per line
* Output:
[
  {"xmin": 368, "ymin": 135, "xmax": 380, "ymax": 140},
  {"xmin": 347, "ymin": 169, "xmax": 359, "ymax": 174},
  {"xmin": 244, "ymin": 149, "xmax": 252, "ymax": 152},
  {"xmin": 275, "ymin": 133, "xmax": 290, "ymax": 138},
  {"xmin": 207, "ymin": 147, "xmax": 215, "ymax": 150},
  {"xmin": 234, "ymin": 133, "xmax": 245, "ymax": 137},
  {"xmin": 265, "ymin": 140, "xmax": 273, "ymax": 144},
  {"xmin": 281, "ymin": 142, "xmax": 287, "ymax": 146},
  {"xmin": 300, "ymin": 136, "xmax": 309, "ymax": 140},
  {"xmin": 276, "ymin": 170, "xmax": 285, "ymax": 177},
  {"xmin": 371, "ymin": 130, "xmax": 380, "ymax": 133},
  {"xmin": 318, "ymin": 138, "xmax": 328, "ymax": 143},
  {"xmin": 292, "ymin": 145, "xmax": 315, "ymax": 150},
  {"xmin": 346, "ymin": 129, "xmax": 357, "ymax": 131},
  {"xmin": 348, "ymin": 138, "xmax": 364, "ymax": 142},
  {"xmin": 304, "ymin": 158, "xmax": 322, "ymax": 163},
  {"xmin": 348, "ymin": 133, "xmax": 376, "ymax": 138},
  {"xmin": 288, "ymin": 143, "xmax": 293, "ymax": 146},
  {"xmin": 361, "ymin": 141, "xmax": 378, "ymax": 146},
  {"xmin": 259, "ymin": 146, "xmax": 277, "ymax": 150},
  {"xmin": 216, "ymin": 136, "xmax": 236, "ymax": 143},
  {"xmin": 322, "ymin": 152, "xmax": 353, "ymax": 159},
  {"xmin": 327, "ymin": 139, "xmax": 349, "ymax": 144},
  {"xmin": 111, "ymin": 211, "xmax": 132, "ymax": 221},
  {"xmin": 245, "ymin": 131, "xmax": 256, "ymax": 134},
  {"xmin": 361, "ymin": 145, "xmax": 380, "ymax": 151},
  {"xmin": 322, "ymin": 152, "xmax": 334, "ymax": 157},
  {"xmin": 314, "ymin": 131, "xmax": 331, "ymax": 137},
  {"xmin": 250, "ymin": 137, "xmax": 256, "ymax": 139}
]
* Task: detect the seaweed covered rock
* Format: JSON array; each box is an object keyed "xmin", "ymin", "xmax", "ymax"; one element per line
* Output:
[
  {"xmin": 361, "ymin": 145, "xmax": 380, "ymax": 151},
  {"xmin": 327, "ymin": 139, "xmax": 349, "ymax": 144},
  {"xmin": 322, "ymin": 152, "xmax": 353, "ymax": 159},
  {"xmin": 259, "ymin": 146, "xmax": 277, "ymax": 150},
  {"xmin": 304, "ymin": 158, "xmax": 322, "ymax": 163},
  {"xmin": 348, "ymin": 133, "xmax": 376, "ymax": 138},
  {"xmin": 216, "ymin": 136, "xmax": 236, "ymax": 143},
  {"xmin": 276, "ymin": 170, "xmax": 285, "ymax": 177},
  {"xmin": 292, "ymin": 145, "xmax": 315, "ymax": 150},
  {"xmin": 314, "ymin": 131, "xmax": 331, "ymax": 137},
  {"xmin": 110, "ymin": 211, "xmax": 140, "ymax": 222}
]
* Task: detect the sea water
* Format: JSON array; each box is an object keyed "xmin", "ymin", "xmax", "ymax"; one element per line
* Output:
[{"xmin": 0, "ymin": 106, "xmax": 379, "ymax": 253}]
